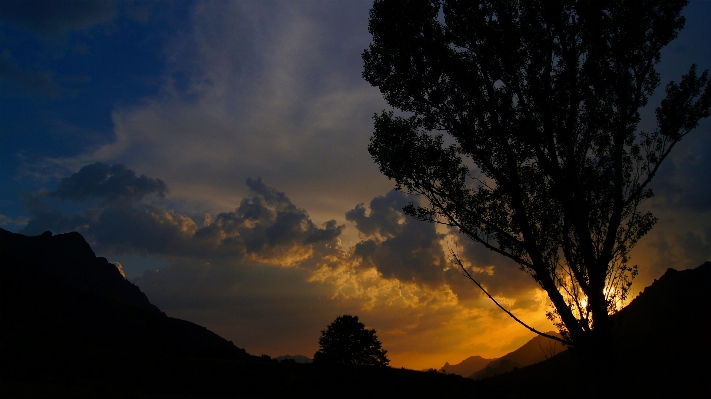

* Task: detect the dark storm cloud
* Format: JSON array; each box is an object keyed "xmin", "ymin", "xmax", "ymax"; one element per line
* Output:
[
  {"xmin": 84, "ymin": 204, "xmax": 200, "ymax": 257},
  {"xmin": 346, "ymin": 190, "xmax": 411, "ymax": 239},
  {"xmin": 49, "ymin": 162, "xmax": 167, "ymax": 202},
  {"xmin": 22, "ymin": 166, "xmax": 342, "ymax": 265},
  {"xmin": 225, "ymin": 178, "xmax": 343, "ymax": 251},
  {"xmin": 0, "ymin": 0, "xmax": 116, "ymax": 36},
  {"xmin": 194, "ymin": 178, "xmax": 344, "ymax": 261},
  {"xmin": 345, "ymin": 190, "xmax": 540, "ymax": 303},
  {"xmin": 370, "ymin": 221, "xmax": 446, "ymax": 285},
  {"xmin": 348, "ymin": 190, "xmax": 448, "ymax": 287}
]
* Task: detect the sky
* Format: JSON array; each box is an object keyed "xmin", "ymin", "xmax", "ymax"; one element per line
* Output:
[{"xmin": 1, "ymin": 0, "xmax": 709, "ymax": 370}]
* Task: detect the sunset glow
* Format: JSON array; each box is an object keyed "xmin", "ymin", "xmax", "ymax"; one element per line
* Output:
[{"xmin": 1, "ymin": 0, "xmax": 709, "ymax": 371}]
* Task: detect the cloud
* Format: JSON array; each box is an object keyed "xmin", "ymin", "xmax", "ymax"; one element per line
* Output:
[
  {"xmin": 346, "ymin": 190, "xmax": 410, "ymax": 240},
  {"xmin": 22, "ymin": 165, "xmax": 343, "ymax": 267},
  {"xmin": 346, "ymin": 190, "xmax": 449, "ymax": 287},
  {"xmin": 49, "ymin": 162, "xmax": 167, "ymax": 203},
  {"xmin": 112, "ymin": 261, "xmax": 126, "ymax": 278},
  {"xmin": 193, "ymin": 177, "xmax": 344, "ymax": 265},
  {"xmin": 630, "ymin": 126, "xmax": 711, "ymax": 290},
  {"xmin": 42, "ymin": 176, "xmax": 543, "ymax": 341},
  {"xmin": 52, "ymin": 0, "xmax": 391, "ymax": 239},
  {"xmin": 343, "ymin": 190, "xmax": 540, "ymax": 307},
  {"xmin": 20, "ymin": 191, "xmax": 93, "ymax": 236},
  {"xmin": 0, "ymin": 0, "xmax": 116, "ymax": 36}
]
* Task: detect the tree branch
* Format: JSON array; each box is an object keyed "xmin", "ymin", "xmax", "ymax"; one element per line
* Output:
[{"xmin": 450, "ymin": 251, "xmax": 572, "ymax": 347}]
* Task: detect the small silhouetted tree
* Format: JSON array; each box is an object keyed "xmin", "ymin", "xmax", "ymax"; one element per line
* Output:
[
  {"xmin": 313, "ymin": 315, "xmax": 390, "ymax": 367},
  {"xmin": 363, "ymin": 0, "xmax": 711, "ymax": 372}
]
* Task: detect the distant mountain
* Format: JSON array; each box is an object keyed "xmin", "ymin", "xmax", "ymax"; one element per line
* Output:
[
  {"xmin": 468, "ymin": 332, "xmax": 566, "ymax": 379},
  {"xmin": 440, "ymin": 332, "xmax": 566, "ymax": 378},
  {"xmin": 440, "ymin": 355, "xmax": 492, "ymax": 377},
  {"xmin": 275, "ymin": 354, "xmax": 313, "ymax": 363}
]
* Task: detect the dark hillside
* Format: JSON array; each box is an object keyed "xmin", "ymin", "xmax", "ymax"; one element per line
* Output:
[
  {"xmin": 611, "ymin": 262, "xmax": 711, "ymax": 397},
  {"xmin": 468, "ymin": 332, "xmax": 565, "ymax": 379},
  {"xmin": 0, "ymin": 228, "xmax": 252, "ymax": 361},
  {"xmin": 0, "ymin": 228, "xmax": 162, "ymax": 314},
  {"xmin": 1, "ymin": 229, "xmax": 255, "ymax": 396},
  {"xmin": 476, "ymin": 263, "xmax": 711, "ymax": 398},
  {"xmin": 441, "ymin": 355, "xmax": 493, "ymax": 377},
  {"xmin": 441, "ymin": 332, "xmax": 565, "ymax": 379}
]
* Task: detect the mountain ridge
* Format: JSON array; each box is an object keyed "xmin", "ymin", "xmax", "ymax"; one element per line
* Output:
[
  {"xmin": 475, "ymin": 262, "xmax": 711, "ymax": 398},
  {"xmin": 0, "ymin": 228, "xmax": 254, "ymax": 370},
  {"xmin": 275, "ymin": 354, "xmax": 313, "ymax": 363},
  {"xmin": 0, "ymin": 227, "xmax": 163, "ymax": 314},
  {"xmin": 440, "ymin": 355, "xmax": 492, "ymax": 377},
  {"xmin": 440, "ymin": 331, "xmax": 566, "ymax": 378},
  {"xmin": 468, "ymin": 331, "xmax": 566, "ymax": 379}
]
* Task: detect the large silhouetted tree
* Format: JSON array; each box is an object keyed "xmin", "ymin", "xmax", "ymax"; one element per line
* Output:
[
  {"xmin": 313, "ymin": 315, "xmax": 389, "ymax": 367},
  {"xmin": 363, "ymin": 0, "xmax": 711, "ymax": 366}
]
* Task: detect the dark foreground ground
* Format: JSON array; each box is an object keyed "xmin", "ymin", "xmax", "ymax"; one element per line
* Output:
[{"xmin": 2, "ymin": 358, "xmax": 481, "ymax": 399}]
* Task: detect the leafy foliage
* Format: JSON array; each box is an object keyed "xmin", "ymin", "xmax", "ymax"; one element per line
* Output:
[
  {"xmin": 363, "ymin": 0, "xmax": 711, "ymax": 354},
  {"xmin": 313, "ymin": 315, "xmax": 390, "ymax": 367}
]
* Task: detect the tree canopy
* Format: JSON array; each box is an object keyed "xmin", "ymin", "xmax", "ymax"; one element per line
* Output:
[
  {"xmin": 363, "ymin": 0, "xmax": 711, "ymax": 359},
  {"xmin": 313, "ymin": 315, "xmax": 390, "ymax": 367}
]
